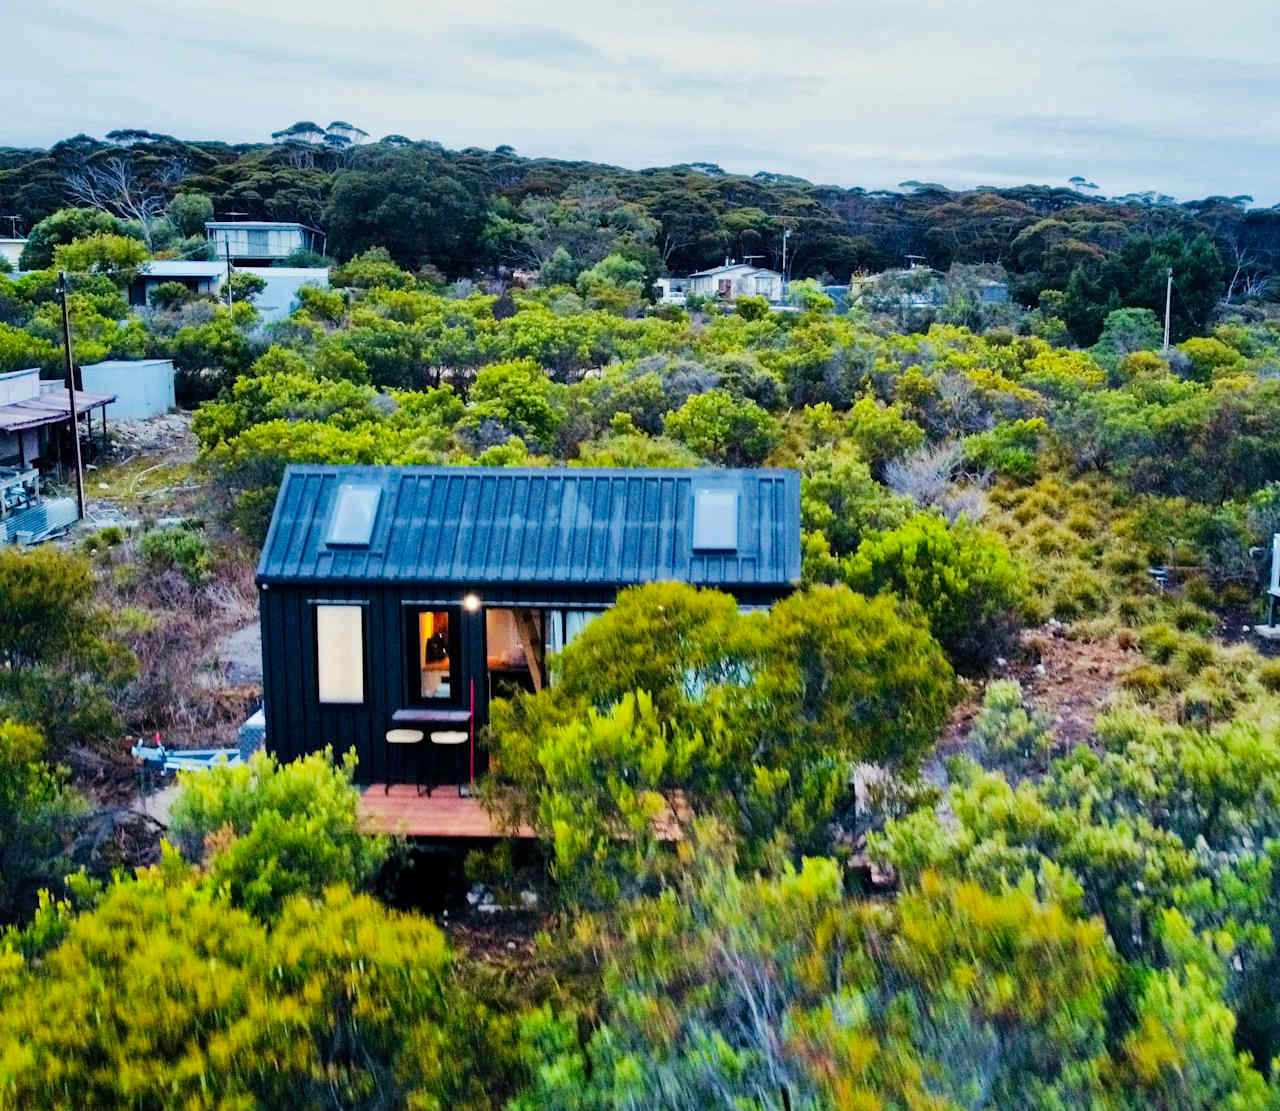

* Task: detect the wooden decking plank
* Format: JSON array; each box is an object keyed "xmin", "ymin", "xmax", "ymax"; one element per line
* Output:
[{"xmin": 358, "ymin": 784, "xmax": 533, "ymax": 838}]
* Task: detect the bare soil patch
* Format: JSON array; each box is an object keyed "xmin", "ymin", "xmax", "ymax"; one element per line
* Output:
[{"xmin": 939, "ymin": 624, "xmax": 1140, "ymax": 757}]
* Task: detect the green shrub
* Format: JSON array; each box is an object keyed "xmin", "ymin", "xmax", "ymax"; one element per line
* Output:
[
  {"xmin": 139, "ymin": 524, "xmax": 212, "ymax": 585},
  {"xmin": 1121, "ymin": 663, "xmax": 1168, "ymax": 699},
  {"xmin": 970, "ymin": 679, "xmax": 1054, "ymax": 767},
  {"xmin": 77, "ymin": 525, "xmax": 124, "ymax": 556},
  {"xmin": 1257, "ymin": 659, "xmax": 1280, "ymax": 693},
  {"xmin": 168, "ymin": 747, "xmax": 392, "ymax": 920},
  {"xmin": 964, "ymin": 418, "xmax": 1046, "ymax": 484},
  {"xmin": 663, "ymin": 388, "xmax": 779, "ymax": 465},
  {"xmin": 1172, "ymin": 602, "xmax": 1215, "ymax": 634},
  {"xmin": 1180, "ymin": 677, "xmax": 1236, "ymax": 724},
  {"xmin": 843, "ymin": 514, "xmax": 1025, "ymax": 673},
  {"xmin": 1176, "ymin": 639, "xmax": 1217, "ymax": 677},
  {"xmin": 1064, "ymin": 508, "xmax": 1097, "ymax": 538},
  {"xmin": 1139, "ymin": 622, "xmax": 1181, "ymax": 664},
  {"xmin": 0, "ymin": 718, "xmax": 90, "ymax": 926}
]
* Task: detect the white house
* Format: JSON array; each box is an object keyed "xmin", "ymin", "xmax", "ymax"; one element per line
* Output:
[
  {"xmin": 129, "ymin": 261, "xmax": 329, "ymax": 325},
  {"xmin": 685, "ymin": 260, "xmax": 784, "ymax": 303},
  {"xmin": 129, "ymin": 261, "xmax": 227, "ymax": 306},
  {"xmin": 206, "ymin": 221, "xmax": 325, "ymax": 265}
]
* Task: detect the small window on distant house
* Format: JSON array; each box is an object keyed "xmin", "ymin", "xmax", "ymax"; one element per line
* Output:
[
  {"xmin": 327, "ymin": 484, "xmax": 380, "ymax": 547},
  {"xmin": 316, "ymin": 604, "xmax": 365, "ymax": 704},
  {"xmin": 693, "ymin": 488, "xmax": 738, "ymax": 550}
]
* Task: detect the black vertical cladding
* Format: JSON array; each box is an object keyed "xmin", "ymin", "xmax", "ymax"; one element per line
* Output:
[{"xmin": 257, "ymin": 465, "xmax": 802, "ymax": 784}]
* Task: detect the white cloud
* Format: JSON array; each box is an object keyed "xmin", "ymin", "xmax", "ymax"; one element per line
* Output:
[{"xmin": 6, "ymin": 0, "xmax": 1279, "ymax": 201}]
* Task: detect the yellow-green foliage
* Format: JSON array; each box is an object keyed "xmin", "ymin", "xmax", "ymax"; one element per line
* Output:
[
  {"xmin": 168, "ymin": 747, "xmax": 392, "ymax": 920},
  {"xmin": 0, "ymin": 869, "xmax": 517, "ymax": 1110},
  {"xmin": 487, "ymin": 582, "xmax": 955, "ymax": 905}
]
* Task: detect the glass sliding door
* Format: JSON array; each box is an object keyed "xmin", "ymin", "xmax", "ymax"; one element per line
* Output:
[{"xmin": 485, "ymin": 608, "xmax": 550, "ymax": 699}]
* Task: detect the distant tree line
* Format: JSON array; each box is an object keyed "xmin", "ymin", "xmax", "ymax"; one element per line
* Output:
[{"xmin": 3, "ymin": 128, "xmax": 1280, "ymax": 345}]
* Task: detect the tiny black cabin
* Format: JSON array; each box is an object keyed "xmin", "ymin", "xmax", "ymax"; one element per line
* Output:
[{"xmin": 255, "ymin": 464, "xmax": 801, "ymax": 785}]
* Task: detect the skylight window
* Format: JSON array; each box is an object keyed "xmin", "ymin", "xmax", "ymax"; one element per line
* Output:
[
  {"xmin": 692, "ymin": 488, "xmax": 738, "ymax": 551},
  {"xmin": 327, "ymin": 484, "xmax": 381, "ymax": 547}
]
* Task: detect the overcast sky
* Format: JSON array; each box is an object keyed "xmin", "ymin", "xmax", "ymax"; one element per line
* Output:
[{"xmin": 10, "ymin": 0, "xmax": 1280, "ymax": 203}]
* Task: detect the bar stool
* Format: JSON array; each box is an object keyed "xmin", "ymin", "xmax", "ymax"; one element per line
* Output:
[
  {"xmin": 384, "ymin": 728, "xmax": 425, "ymax": 795},
  {"xmin": 429, "ymin": 730, "xmax": 469, "ymax": 797}
]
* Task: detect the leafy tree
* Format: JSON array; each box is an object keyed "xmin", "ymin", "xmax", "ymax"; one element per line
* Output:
[
  {"xmin": 799, "ymin": 444, "xmax": 915, "ymax": 578},
  {"xmin": 0, "ymin": 546, "xmax": 136, "ymax": 751},
  {"xmin": 463, "ymin": 358, "xmax": 559, "ymax": 449},
  {"xmin": 514, "ymin": 856, "xmax": 1124, "ymax": 1111},
  {"xmin": 663, "ymin": 388, "xmax": 779, "ymax": 465},
  {"xmin": 330, "ymin": 245, "xmax": 417, "ymax": 290},
  {"xmin": 0, "ymin": 322, "xmax": 55, "ymax": 374},
  {"xmin": 323, "ymin": 150, "xmax": 491, "ymax": 272},
  {"xmin": 52, "ymin": 233, "xmax": 148, "ymax": 283},
  {"xmin": 1178, "ymin": 336, "xmax": 1246, "ymax": 383},
  {"xmin": 538, "ymin": 244, "xmax": 579, "ymax": 286},
  {"xmin": 843, "ymin": 513, "xmax": 1025, "ymax": 672},
  {"xmin": 735, "ymin": 293, "xmax": 771, "ymax": 320},
  {"xmin": 487, "ymin": 583, "xmax": 953, "ymax": 902},
  {"xmin": 1091, "ymin": 307, "xmax": 1162, "ymax": 371},
  {"xmin": 145, "ymin": 279, "xmax": 193, "ymax": 310},
  {"xmin": 0, "ymin": 719, "xmax": 89, "ymax": 927},
  {"xmin": 168, "ymin": 303, "xmax": 260, "ymax": 400},
  {"xmin": 166, "ymin": 191, "xmax": 214, "ymax": 237},
  {"xmin": 873, "ymin": 702, "xmax": 1280, "ymax": 1078},
  {"xmin": 573, "ymin": 430, "xmax": 702, "ymax": 468},
  {"xmin": 575, "ymin": 252, "xmax": 647, "ymax": 313},
  {"xmin": 844, "ymin": 396, "xmax": 926, "ymax": 474},
  {"xmin": 1062, "ymin": 232, "xmax": 1224, "ymax": 345},
  {"xmin": 18, "ymin": 207, "xmax": 122, "ymax": 269},
  {"xmin": 226, "ymin": 269, "xmax": 266, "ymax": 304}
]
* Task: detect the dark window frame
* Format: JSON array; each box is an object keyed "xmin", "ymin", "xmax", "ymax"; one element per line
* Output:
[{"xmin": 404, "ymin": 604, "xmax": 463, "ymax": 707}]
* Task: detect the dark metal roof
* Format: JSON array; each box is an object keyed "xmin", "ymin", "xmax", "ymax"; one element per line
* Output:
[{"xmin": 257, "ymin": 464, "xmax": 801, "ymax": 588}]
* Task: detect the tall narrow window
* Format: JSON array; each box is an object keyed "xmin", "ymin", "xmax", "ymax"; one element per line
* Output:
[
  {"xmin": 407, "ymin": 608, "xmax": 459, "ymax": 703},
  {"xmin": 316, "ymin": 604, "xmax": 364, "ymax": 704}
]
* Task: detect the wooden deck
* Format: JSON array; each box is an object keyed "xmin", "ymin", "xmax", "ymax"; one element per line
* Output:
[{"xmin": 358, "ymin": 784, "xmax": 533, "ymax": 838}]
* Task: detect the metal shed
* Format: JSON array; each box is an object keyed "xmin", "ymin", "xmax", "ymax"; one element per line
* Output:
[
  {"xmin": 256, "ymin": 463, "xmax": 801, "ymax": 784},
  {"xmin": 79, "ymin": 359, "xmax": 176, "ymax": 420}
]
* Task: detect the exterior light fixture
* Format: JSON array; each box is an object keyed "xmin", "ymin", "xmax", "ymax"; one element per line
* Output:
[{"xmin": 462, "ymin": 593, "xmax": 481, "ymax": 612}]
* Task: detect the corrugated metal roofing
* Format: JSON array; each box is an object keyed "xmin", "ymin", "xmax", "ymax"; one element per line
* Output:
[
  {"xmin": 0, "ymin": 386, "xmax": 117, "ymax": 433},
  {"xmin": 257, "ymin": 464, "xmax": 801, "ymax": 588}
]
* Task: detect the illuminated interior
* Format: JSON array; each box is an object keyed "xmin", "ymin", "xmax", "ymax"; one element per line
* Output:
[{"xmin": 417, "ymin": 610, "xmax": 452, "ymax": 700}]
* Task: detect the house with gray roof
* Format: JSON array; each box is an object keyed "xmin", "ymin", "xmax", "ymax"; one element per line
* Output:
[{"xmin": 255, "ymin": 464, "xmax": 801, "ymax": 785}]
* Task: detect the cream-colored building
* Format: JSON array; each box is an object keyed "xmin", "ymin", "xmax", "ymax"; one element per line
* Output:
[{"xmin": 686, "ymin": 260, "xmax": 784, "ymax": 302}]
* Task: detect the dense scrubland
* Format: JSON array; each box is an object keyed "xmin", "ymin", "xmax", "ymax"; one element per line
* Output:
[{"xmin": 4, "ymin": 131, "xmax": 1280, "ymax": 1108}]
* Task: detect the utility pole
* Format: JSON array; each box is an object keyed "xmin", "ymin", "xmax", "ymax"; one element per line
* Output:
[
  {"xmin": 1162, "ymin": 266, "xmax": 1173, "ymax": 352},
  {"xmin": 224, "ymin": 234, "xmax": 234, "ymax": 309},
  {"xmin": 781, "ymin": 227, "xmax": 791, "ymax": 300},
  {"xmin": 56, "ymin": 271, "xmax": 86, "ymax": 521}
]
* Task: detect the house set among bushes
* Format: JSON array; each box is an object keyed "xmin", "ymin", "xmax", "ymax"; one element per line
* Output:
[{"xmin": 255, "ymin": 464, "xmax": 801, "ymax": 787}]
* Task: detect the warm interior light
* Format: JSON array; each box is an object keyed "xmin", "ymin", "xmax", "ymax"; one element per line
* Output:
[{"xmin": 462, "ymin": 593, "xmax": 481, "ymax": 612}]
